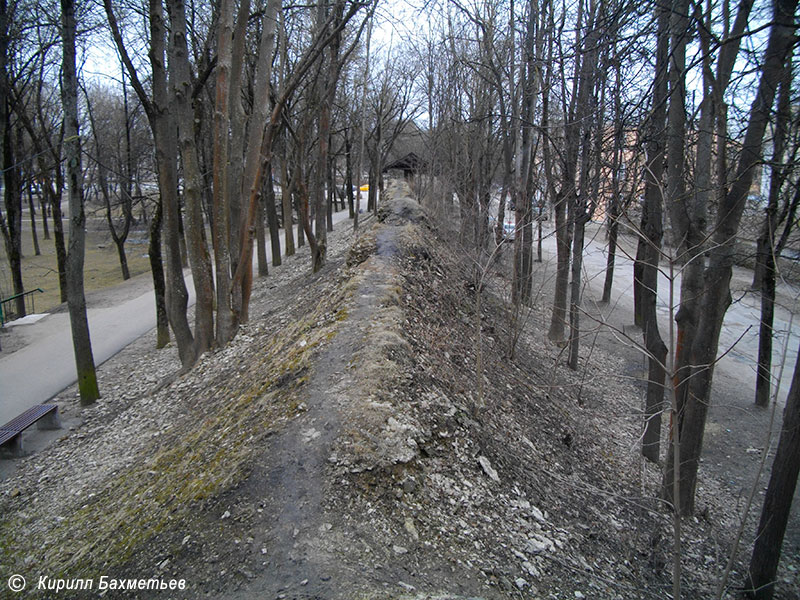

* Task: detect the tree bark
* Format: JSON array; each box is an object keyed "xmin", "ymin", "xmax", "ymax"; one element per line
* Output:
[
  {"xmin": 40, "ymin": 196, "xmax": 49, "ymax": 240},
  {"xmin": 148, "ymin": 201, "xmax": 170, "ymax": 349},
  {"xmin": 104, "ymin": 0, "xmax": 194, "ymax": 355},
  {"xmin": 211, "ymin": 0, "xmax": 236, "ymax": 344},
  {"xmin": 326, "ymin": 131, "xmax": 334, "ymax": 232},
  {"xmin": 513, "ymin": 1, "xmax": 537, "ymax": 306},
  {"xmin": 666, "ymin": 0, "xmax": 798, "ymax": 515},
  {"xmin": 601, "ymin": 201, "xmax": 618, "ymax": 305},
  {"xmin": 231, "ymin": 0, "xmax": 281, "ymax": 320},
  {"xmin": 167, "ymin": 0, "xmax": 215, "ymax": 358},
  {"xmin": 567, "ymin": 0, "xmax": 603, "ymax": 370},
  {"xmin": 602, "ymin": 52, "xmax": 625, "ymax": 306},
  {"xmin": 0, "ymin": 119, "xmax": 24, "ymax": 318},
  {"xmin": 746, "ymin": 337, "xmax": 800, "ymax": 599},
  {"xmin": 265, "ymin": 161, "xmax": 281, "ymax": 267},
  {"xmin": 567, "ymin": 212, "xmax": 588, "ymax": 370},
  {"xmin": 345, "ymin": 130, "xmax": 355, "ymax": 218},
  {"xmin": 312, "ymin": 7, "xmax": 330, "ymax": 273},
  {"xmin": 226, "ymin": 0, "xmax": 252, "ymax": 298},
  {"xmin": 61, "ymin": 0, "xmax": 99, "ymax": 403},
  {"xmin": 547, "ymin": 0, "xmax": 581, "ymax": 343},
  {"xmin": 26, "ymin": 180, "xmax": 41, "ymax": 256},
  {"xmin": 0, "ymin": 0, "xmax": 21, "ymax": 317},
  {"xmin": 50, "ymin": 180, "xmax": 67, "ymax": 303},
  {"xmin": 637, "ymin": 0, "xmax": 669, "ymax": 463},
  {"xmin": 661, "ymin": 0, "xmax": 698, "ymax": 510},
  {"xmin": 150, "ymin": 0, "xmax": 194, "ymax": 368},
  {"xmin": 280, "ymin": 154, "xmax": 295, "ymax": 255},
  {"xmin": 256, "ymin": 189, "xmax": 268, "ymax": 277},
  {"xmin": 754, "ymin": 55, "xmax": 792, "ymax": 407}
]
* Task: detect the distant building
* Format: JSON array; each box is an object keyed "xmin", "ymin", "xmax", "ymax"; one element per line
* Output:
[{"xmin": 383, "ymin": 152, "xmax": 428, "ymax": 188}]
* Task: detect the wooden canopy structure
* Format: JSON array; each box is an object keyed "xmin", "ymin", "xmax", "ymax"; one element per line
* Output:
[{"xmin": 383, "ymin": 152, "xmax": 428, "ymax": 180}]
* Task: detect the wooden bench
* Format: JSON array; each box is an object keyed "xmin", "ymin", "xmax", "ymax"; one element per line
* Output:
[{"xmin": 0, "ymin": 404, "xmax": 61, "ymax": 457}]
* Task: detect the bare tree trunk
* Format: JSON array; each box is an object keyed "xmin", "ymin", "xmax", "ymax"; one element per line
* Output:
[
  {"xmin": 354, "ymin": 4, "xmax": 375, "ymax": 232},
  {"xmin": 296, "ymin": 190, "xmax": 305, "ymax": 247},
  {"xmin": 547, "ymin": 0, "xmax": 579, "ymax": 343},
  {"xmin": 26, "ymin": 179, "xmax": 41, "ymax": 256},
  {"xmin": 298, "ymin": 179, "xmax": 317, "ymax": 260},
  {"xmin": 61, "ymin": 0, "xmax": 99, "ymax": 403},
  {"xmin": 661, "ymin": 0, "xmax": 697, "ymax": 511},
  {"xmin": 0, "ymin": 121, "xmax": 24, "ymax": 317},
  {"xmin": 150, "ymin": 0, "xmax": 194, "ymax": 368},
  {"xmin": 345, "ymin": 130, "xmax": 355, "ymax": 218},
  {"xmin": 256, "ymin": 190, "xmax": 268, "ymax": 277},
  {"xmin": 567, "ymin": 212, "xmax": 588, "ymax": 370},
  {"xmin": 226, "ymin": 0, "xmax": 252, "ymax": 297},
  {"xmin": 231, "ymin": 0, "xmax": 281, "ymax": 321},
  {"xmin": 746, "ymin": 337, "xmax": 800, "ymax": 599},
  {"xmin": 667, "ymin": 0, "xmax": 797, "ymax": 515},
  {"xmin": 662, "ymin": 0, "xmax": 756, "ymax": 509},
  {"xmin": 167, "ymin": 0, "xmax": 215, "ymax": 358},
  {"xmin": 149, "ymin": 201, "xmax": 170, "ymax": 348},
  {"xmin": 536, "ymin": 211, "xmax": 543, "ymax": 262},
  {"xmin": 280, "ymin": 154, "xmax": 295, "ymax": 255},
  {"xmin": 50, "ymin": 182, "xmax": 67, "ymax": 303},
  {"xmin": 0, "ymin": 0, "xmax": 16, "ymax": 315},
  {"xmin": 265, "ymin": 161, "xmax": 281, "ymax": 267},
  {"xmin": 12, "ymin": 99, "xmax": 66, "ymax": 299},
  {"xmin": 368, "ymin": 135, "xmax": 379, "ymax": 214},
  {"xmin": 97, "ymin": 167, "xmax": 132, "ymax": 281},
  {"xmin": 754, "ymin": 56, "xmax": 792, "ymax": 408},
  {"xmin": 496, "ymin": 0, "xmax": 516, "ymax": 248},
  {"xmin": 109, "ymin": 216, "xmax": 131, "ymax": 280},
  {"xmin": 541, "ymin": 62, "xmax": 570, "ymax": 341},
  {"xmin": 601, "ymin": 208, "xmax": 618, "ymax": 304},
  {"xmin": 567, "ymin": 0, "xmax": 604, "ymax": 370},
  {"xmin": 638, "ymin": 0, "xmax": 669, "ymax": 463},
  {"xmin": 105, "ymin": 0, "xmax": 194, "ymax": 357},
  {"xmin": 211, "ymin": 0, "xmax": 236, "ymax": 343},
  {"xmin": 40, "ymin": 196, "xmax": 49, "ymax": 240},
  {"xmin": 601, "ymin": 53, "xmax": 624, "ymax": 305},
  {"xmin": 326, "ymin": 131, "xmax": 334, "ymax": 232},
  {"xmin": 548, "ymin": 199, "xmax": 571, "ymax": 335},
  {"xmin": 312, "ymin": 28, "xmax": 330, "ymax": 273},
  {"xmin": 512, "ymin": 1, "xmax": 537, "ymax": 306}
]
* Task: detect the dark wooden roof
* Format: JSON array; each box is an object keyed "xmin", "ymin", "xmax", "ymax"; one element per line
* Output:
[{"xmin": 383, "ymin": 152, "xmax": 427, "ymax": 172}]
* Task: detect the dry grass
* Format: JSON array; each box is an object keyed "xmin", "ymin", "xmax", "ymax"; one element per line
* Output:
[
  {"xmin": 0, "ymin": 216, "xmax": 151, "ymax": 314},
  {"xmin": 0, "ymin": 263, "xmax": 356, "ymax": 578}
]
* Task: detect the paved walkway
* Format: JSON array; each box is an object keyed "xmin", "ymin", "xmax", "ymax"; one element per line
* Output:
[{"xmin": 0, "ymin": 209, "xmax": 355, "ymax": 424}]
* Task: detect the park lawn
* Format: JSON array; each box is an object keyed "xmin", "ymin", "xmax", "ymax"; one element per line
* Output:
[{"xmin": 1, "ymin": 219, "xmax": 152, "ymax": 315}]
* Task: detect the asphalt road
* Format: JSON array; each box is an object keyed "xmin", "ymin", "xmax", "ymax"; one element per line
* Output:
[
  {"xmin": 573, "ymin": 224, "xmax": 800, "ymax": 406},
  {"xmin": 0, "ymin": 208, "xmax": 356, "ymax": 425}
]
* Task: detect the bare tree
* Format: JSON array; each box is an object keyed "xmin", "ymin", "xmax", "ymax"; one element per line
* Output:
[
  {"xmin": 746, "ymin": 336, "xmax": 800, "ymax": 599},
  {"xmin": 61, "ymin": 0, "xmax": 99, "ymax": 403},
  {"xmin": 104, "ymin": 0, "xmax": 176, "ymax": 353},
  {"xmin": 664, "ymin": 0, "xmax": 798, "ymax": 515},
  {"xmin": 0, "ymin": 0, "xmax": 24, "ymax": 317},
  {"xmin": 635, "ymin": 0, "xmax": 669, "ymax": 463},
  {"xmin": 11, "ymin": 23, "xmax": 70, "ymax": 304},
  {"xmin": 513, "ymin": 0, "xmax": 540, "ymax": 307},
  {"xmin": 167, "ymin": 0, "xmax": 215, "ymax": 357},
  {"xmin": 84, "ymin": 86, "xmax": 136, "ymax": 280},
  {"xmin": 753, "ymin": 56, "xmax": 796, "ymax": 408}
]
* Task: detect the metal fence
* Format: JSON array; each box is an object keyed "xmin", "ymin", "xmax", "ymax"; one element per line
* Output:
[{"xmin": 0, "ymin": 289, "xmax": 44, "ymax": 326}]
